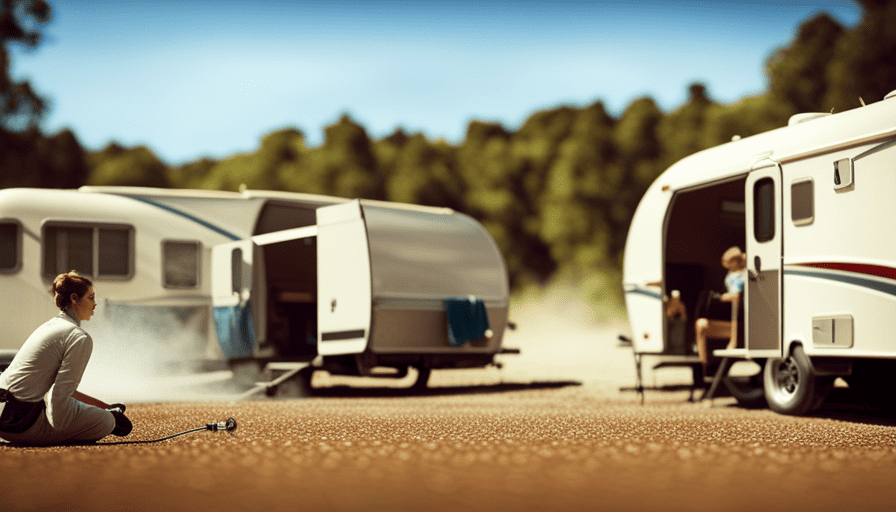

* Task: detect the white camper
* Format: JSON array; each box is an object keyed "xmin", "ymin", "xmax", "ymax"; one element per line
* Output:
[
  {"xmin": 623, "ymin": 90, "xmax": 896, "ymax": 415},
  {"xmin": 211, "ymin": 199, "xmax": 513, "ymax": 390},
  {"xmin": 0, "ymin": 187, "xmax": 514, "ymax": 389}
]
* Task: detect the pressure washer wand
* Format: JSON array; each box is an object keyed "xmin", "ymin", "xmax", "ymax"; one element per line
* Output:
[{"xmin": 95, "ymin": 417, "xmax": 238, "ymax": 445}]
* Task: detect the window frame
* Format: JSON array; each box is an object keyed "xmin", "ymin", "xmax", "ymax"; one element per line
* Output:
[
  {"xmin": 41, "ymin": 220, "xmax": 135, "ymax": 281},
  {"xmin": 0, "ymin": 218, "xmax": 23, "ymax": 274},
  {"xmin": 753, "ymin": 177, "xmax": 776, "ymax": 243},
  {"xmin": 161, "ymin": 239, "xmax": 202, "ymax": 290}
]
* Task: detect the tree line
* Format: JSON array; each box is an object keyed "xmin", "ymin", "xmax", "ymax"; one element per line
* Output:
[{"xmin": 2, "ymin": 0, "xmax": 895, "ymax": 304}]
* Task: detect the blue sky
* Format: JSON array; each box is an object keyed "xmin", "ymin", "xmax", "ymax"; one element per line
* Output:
[{"xmin": 10, "ymin": 0, "xmax": 862, "ymax": 166}]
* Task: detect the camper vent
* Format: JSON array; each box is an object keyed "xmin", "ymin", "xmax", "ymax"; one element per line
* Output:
[
  {"xmin": 885, "ymin": 89, "xmax": 896, "ymax": 101},
  {"xmin": 812, "ymin": 315, "xmax": 854, "ymax": 348},
  {"xmin": 788, "ymin": 112, "xmax": 831, "ymax": 126}
]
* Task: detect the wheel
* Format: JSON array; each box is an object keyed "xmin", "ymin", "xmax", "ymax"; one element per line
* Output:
[
  {"xmin": 723, "ymin": 360, "xmax": 767, "ymax": 409},
  {"xmin": 410, "ymin": 367, "xmax": 431, "ymax": 391},
  {"xmin": 763, "ymin": 345, "xmax": 832, "ymax": 415}
]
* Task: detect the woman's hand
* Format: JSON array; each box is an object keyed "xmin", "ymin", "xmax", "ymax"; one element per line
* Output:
[{"xmin": 719, "ymin": 292, "xmax": 739, "ymax": 302}]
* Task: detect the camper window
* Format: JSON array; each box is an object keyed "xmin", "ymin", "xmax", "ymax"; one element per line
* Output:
[
  {"xmin": 753, "ymin": 178, "xmax": 776, "ymax": 243},
  {"xmin": 163, "ymin": 240, "xmax": 201, "ymax": 288},
  {"xmin": 791, "ymin": 178, "xmax": 814, "ymax": 226},
  {"xmin": 42, "ymin": 223, "xmax": 133, "ymax": 279},
  {"xmin": 0, "ymin": 220, "xmax": 21, "ymax": 273}
]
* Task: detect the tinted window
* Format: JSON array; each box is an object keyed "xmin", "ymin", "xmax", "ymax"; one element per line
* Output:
[
  {"xmin": 791, "ymin": 179, "xmax": 814, "ymax": 226},
  {"xmin": 753, "ymin": 178, "xmax": 775, "ymax": 243},
  {"xmin": 0, "ymin": 222, "xmax": 19, "ymax": 272},
  {"xmin": 43, "ymin": 224, "xmax": 132, "ymax": 278},
  {"xmin": 163, "ymin": 241, "xmax": 200, "ymax": 288},
  {"xmin": 99, "ymin": 228, "xmax": 131, "ymax": 276}
]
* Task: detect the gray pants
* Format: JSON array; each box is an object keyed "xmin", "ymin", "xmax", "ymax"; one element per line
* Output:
[{"xmin": 0, "ymin": 398, "xmax": 115, "ymax": 446}]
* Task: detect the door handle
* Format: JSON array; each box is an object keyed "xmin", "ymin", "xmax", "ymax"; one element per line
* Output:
[{"xmin": 749, "ymin": 255, "xmax": 763, "ymax": 282}]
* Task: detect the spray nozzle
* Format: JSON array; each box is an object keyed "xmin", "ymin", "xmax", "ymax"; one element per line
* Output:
[{"xmin": 206, "ymin": 417, "xmax": 238, "ymax": 435}]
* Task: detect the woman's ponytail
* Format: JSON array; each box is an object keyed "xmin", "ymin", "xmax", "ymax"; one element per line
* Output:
[{"xmin": 51, "ymin": 271, "xmax": 93, "ymax": 310}]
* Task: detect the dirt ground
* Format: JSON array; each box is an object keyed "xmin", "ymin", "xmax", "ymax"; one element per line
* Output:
[
  {"xmin": 4, "ymin": 298, "xmax": 895, "ymax": 511},
  {"xmin": 3, "ymin": 378, "xmax": 896, "ymax": 512}
]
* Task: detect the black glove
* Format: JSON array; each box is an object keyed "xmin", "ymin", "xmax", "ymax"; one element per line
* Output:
[
  {"xmin": 107, "ymin": 403, "xmax": 126, "ymax": 414},
  {"xmin": 108, "ymin": 409, "xmax": 133, "ymax": 437}
]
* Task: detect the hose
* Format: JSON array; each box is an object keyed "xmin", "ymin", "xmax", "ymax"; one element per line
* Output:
[{"xmin": 94, "ymin": 417, "xmax": 237, "ymax": 445}]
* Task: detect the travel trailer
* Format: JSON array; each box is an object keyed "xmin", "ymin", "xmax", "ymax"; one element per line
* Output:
[
  {"xmin": 622, "ymin": 90, "xmax": 896, "ymax": 415},
  {"xmin": 0, "ymin": 187, "xmax": 514, "ymax": 391}
]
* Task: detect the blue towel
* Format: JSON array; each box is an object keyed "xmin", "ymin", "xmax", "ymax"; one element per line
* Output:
[
  {"xmin": 443, "ymin": 297, "xmax": 490, "ymax": 347},
  {"xmin": 212, "ymin": 301, "xmax": 256, "ymax": 359}
]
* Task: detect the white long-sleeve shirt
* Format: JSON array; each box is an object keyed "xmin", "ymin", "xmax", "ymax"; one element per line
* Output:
[{"xmin": 0, "ymin": 309, "xmax": 93, "ymax": 431}]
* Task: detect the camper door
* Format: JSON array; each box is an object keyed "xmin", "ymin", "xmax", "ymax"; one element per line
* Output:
[
  {"xmin": 315, "ymin": 200, "xmax": 372, "ymax": 355},
  {"xmin": 746, "ymin": 161, "xmax": 783, "ymax": 356},
  {"xmin": 211, "ymin": 240, "xmax": 260, "ymax": 360}
]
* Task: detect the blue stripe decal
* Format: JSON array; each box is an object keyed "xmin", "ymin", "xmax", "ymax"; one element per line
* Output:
[
  {"xmin": 122, "ymin": 195, "xmax": 241, "ymax": 241},
  {"xmin": 784, "ymin": 269, "xmax": 896, "ymax": 298},
  {"xmin": 624, "ymin": 288, "xmax": 663, "ymax": 300}
]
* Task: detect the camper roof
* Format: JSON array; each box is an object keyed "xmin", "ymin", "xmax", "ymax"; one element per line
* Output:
[
  {"xmin": 79, "ymin": 185, "xmax": 244, "ymax": 199},
  {"xmin": 659, "ymin": 97, "xmax": 896, "ymax": 191}
]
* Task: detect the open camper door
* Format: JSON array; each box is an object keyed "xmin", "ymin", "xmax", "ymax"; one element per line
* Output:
[
  {"xmin": 211, "ymin": 239, "xmax": 259, "ymax": 360},
  {"xmin": 745, "ymin": 161, "xmax": 783, "ymax": 356},
  {"xmin": 315, "ymin": 200, "xmax": 372, "ymax": 355}
]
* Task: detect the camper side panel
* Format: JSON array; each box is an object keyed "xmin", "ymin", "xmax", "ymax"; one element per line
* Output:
[
  {"xmin": 622, "ymin": 183, "xmax": 668, "ymax": 353},
  {"xmin": 362, "ymin": 204, "xmax": 509, "ymax": 353},
  {"xmin": 782, "ymin": 141, "xmax": 896, "ymax": 358}
]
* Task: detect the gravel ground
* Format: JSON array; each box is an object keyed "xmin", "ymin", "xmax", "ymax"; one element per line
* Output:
[
  {"xmin": 5, "ymin": 299, "xmax": 895, "ymax": 511},
  {"xmin": 3, "ymin": 381, "xmax": 896, "ymax": 512}
]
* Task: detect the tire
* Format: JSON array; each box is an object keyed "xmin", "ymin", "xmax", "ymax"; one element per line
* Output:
[
  {"xmin": 411, "ymin": 367, "xmax": 431, "ymax": 391},
  {"xmin": 724, "ymin": 361, "xmax": 767, "ymax": 409},
  {"xmin": 763, "ymin": 345, "xmax": 832, "ymax": 415}
]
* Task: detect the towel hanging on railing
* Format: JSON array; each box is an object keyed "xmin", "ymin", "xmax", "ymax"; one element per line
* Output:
[{"xmin": 442, "ymin": 296, "xmax": 490, "ymax": 347}]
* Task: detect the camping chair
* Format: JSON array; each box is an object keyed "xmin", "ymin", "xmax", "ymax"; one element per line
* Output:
[{"xmin": 693, "ymin": 290, "xmax": 744, "ymax": 400}]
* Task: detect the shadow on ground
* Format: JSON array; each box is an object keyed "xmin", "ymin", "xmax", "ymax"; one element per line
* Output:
[
  {"xmin": 714, "ymin": 386, "xmax": 896, "ymax": 427},
  {"xmin": 807, "ymin": 387, "xmax": 896, "ymax": 427},
  {"xmin": 304, "ymin": 380, "xmax": 582, "ymax": 398}
]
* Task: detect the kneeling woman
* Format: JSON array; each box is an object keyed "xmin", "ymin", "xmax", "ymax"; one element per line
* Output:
[{"xmin": 0, "ymin": 271, "xmax": 131, "ymax": 445}]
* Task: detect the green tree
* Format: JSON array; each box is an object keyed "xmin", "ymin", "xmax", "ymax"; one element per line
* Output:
[
  {"xmin": 381, "ymin": 132, "xmax": 463, "ymax": 209},
  {"xmin": 1, "ymin": 0, "xmax": 50, "ymax": 131},
  {"xmin": 86, "ymin": 142, "xmax": 169, "ymax": 188},
  {"xmin": 0, "ymin": 126, "xmax": 88, "ymax": 188},
  {"xmin": 456, "ymin": 119, "xmax": 556, "ymax": 287},
  {"xmin": 538, "ymin": 102, "xmax": 616, "ymax": 265},
  {"xmin": 700, "ymin": 94, "xmax": 790, "ymax": 149},
  {"xmin": 0, "ymin": 1, "xmax": 90, "ymax": 189},
  {"xmin": 824, "ymin": 0, "xmax": 896, "ymax": 112},
  {"xmin": 313, "ymin": 114, "xmax": 385, "ymax": 199},
  {"xmin": 609, "ymin": 96, "xmax": 663, "ymax": 267},
  {"xmin": 766, "ymin": 13, "xmax": 845, "ymax": 113},
  {"xmin": 167, "ymin": 157, "xmax": 216, "ymax": 190},
  {"xmin": 658, "ymin": 83, "xmax": 714, "ymax": 169}
]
